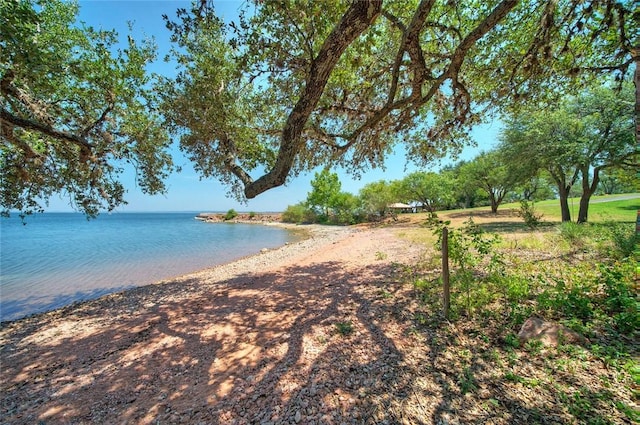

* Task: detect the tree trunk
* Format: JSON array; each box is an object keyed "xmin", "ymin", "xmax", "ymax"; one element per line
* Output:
[
  {"xmin": 577, "ymin": 167, "xmax": 600, "ymax": 224},
  {"xmin": 490, "ymin": 198, "xmax": 498, "ymax": 213},
  {"xmin": 577, "ymin": 194, "xmax": 590, "ymax": 224},
  {"xmin": 558, "ymin": 185, "xmax": 572, "ymax": 222},
  {"xmin": 489, "ymin": 191, "xmax": 499, "ymax": 213},
  {"xmin": 550, "ymin": 170, "xmax": 574, "ymax": 222}
]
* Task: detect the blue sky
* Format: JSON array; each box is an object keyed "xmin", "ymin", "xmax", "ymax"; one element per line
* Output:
[{"xmin": 47, "ymin": 0, "xmax": 500, "ymax": 213}]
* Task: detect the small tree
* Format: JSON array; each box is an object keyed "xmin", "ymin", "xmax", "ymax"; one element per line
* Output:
[
  {"xmin": 518, "ymin": 200, "xmax": 543, "ymax": 229},
  {"xmin": 305, "ymin": 169, "xmax": 342, "ymax": 221},
  {"xmin": 443, "ymin": 163, "xmax": 485, "ymax": 209},
  {"xmin": 458, "ymin": 150, "xmax": 518, "ymax": 213},
  {"xmin": 358, "ymin": 180, "xmax": 396, "ymax": 220},
  {"xmin": 330, "ymin": 192, "xmax": 362, "ymax": 225},
  {"xmin": 400, "ymin": 171, "xmax": 455, "ymax": 213},
  {"xmin": 224, "ymin": 209, "xmax": 238, "ymax": 221}
]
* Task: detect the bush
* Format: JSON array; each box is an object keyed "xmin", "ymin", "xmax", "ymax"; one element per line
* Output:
[
  {"xmin": 335, "ymin": 321, "xmax": 353, "ymax": 336},
  {"xmin": 282, "ymin": 203, "xmax": 316, "ymax": 223},
  {"xmin": 536, "ymin": 269, "xmax": 597, "ymax": 323},
  {"xmin": 224, "ymin": 209, "xmax": 238, "ymax": 221},
  {"xmin": 518, "ymin": 200, "xmax": 543, "ymax": 229},
  {"xmin": 600, "ymin": 263, "xmax": 639, "ymax": 334},
  {"xmin": 534, "ymin": 261, "xmax": 639, "ymax": 336},
  {"xmin": 557, "ymin": 221, "xmax": 590, "ymax": 248},
  {"xmin": 605, "ymin": 222, "xmax": 637, "ymax": 259}
]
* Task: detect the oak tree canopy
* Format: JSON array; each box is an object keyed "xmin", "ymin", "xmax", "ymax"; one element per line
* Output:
[
  {"xmin": 162, "ymin": 0, "xmax": 636, "ymax": 201},
  {"xmin": 1, "ymin": 0, "xmax": 172, "ymax": 217},
  {"xmin": 1, "ymin": 0, "xmax": 636, "ymax": 216}
]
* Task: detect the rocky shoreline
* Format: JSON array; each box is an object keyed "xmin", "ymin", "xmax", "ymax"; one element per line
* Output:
[
  {"xmin": 195, "ymin": 212, "xmax": 283, "ymax": 224},
  {"xmin": 1, "ymin": 215, "xmax": 635, "ymax": 424},
  {"xmin": 2, "ymin": 223, "xmax": 417, "ymax": 424}
]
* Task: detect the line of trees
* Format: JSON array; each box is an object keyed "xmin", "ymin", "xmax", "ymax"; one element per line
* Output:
[
  {"xmin": 501, "ymin": 84, "xmax": 637, "ymax": 223},
  {"xmin": 285, "ymin": 84, "xmax": 638, "ymax": 225}
]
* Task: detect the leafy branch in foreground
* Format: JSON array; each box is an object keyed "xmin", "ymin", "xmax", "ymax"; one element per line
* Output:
[
  {"xmin": 2, "ymin": 0, "xmax": 635, "ymax": 215},
  {"xmin": 1, "ymin": 0, "xmax": 172, "ymax": 217},
  {"xmin": 162, "ymin": 0, "xmax": 635, "ymax": 200}
]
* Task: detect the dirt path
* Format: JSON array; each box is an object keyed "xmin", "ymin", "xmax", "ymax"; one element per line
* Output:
[{"xmin": 1, "ymin": 225, "xmax": 426, "ymax": 424}]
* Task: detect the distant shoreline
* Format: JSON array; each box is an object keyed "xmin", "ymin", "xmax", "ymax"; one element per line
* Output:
[{"xmin": 195, "ymin": 212, "xmax": 284, "ymax": 224}]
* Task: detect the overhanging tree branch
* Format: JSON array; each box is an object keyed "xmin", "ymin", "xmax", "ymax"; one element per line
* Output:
[
  {"xmin": 243, "ymin": 0, "xmax": 382, "ymax": 198},
  {"xmin": 162, "ymin": 0, "xmax": 635, "ymax": 208},
  {"xmin": 0, "ymin": 107, "xmax": 95, "ymax": 151},
  {"xmin": 338, "ymin": 0, "xmax": 519, "ymax": 153}
]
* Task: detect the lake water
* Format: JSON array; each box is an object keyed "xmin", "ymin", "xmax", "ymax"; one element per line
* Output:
[{"xmin": 0, "ymin": 213, "xmax": 298, "ymax": 322}]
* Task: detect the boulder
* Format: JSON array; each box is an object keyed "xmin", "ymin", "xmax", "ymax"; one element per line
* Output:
[{"xmin": 517, "ymin": 317, "xmax": 589, "ymax": 347}]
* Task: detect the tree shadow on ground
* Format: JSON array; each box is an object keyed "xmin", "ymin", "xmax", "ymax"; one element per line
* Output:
[
  {"xmin": 2, "ymin": 260, "xmax": 410, "ymax": 424},
  {"xmin": 1, "ymin": 255, "xmax": 626, "ymax": 424}
]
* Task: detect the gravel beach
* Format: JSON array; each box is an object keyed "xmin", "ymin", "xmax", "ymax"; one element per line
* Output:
[
  {"xmin": 2, "ymin": 215, "xmax": 637, "ymax": 424},
  {"xmin": 1, "ymin": 222, "xmax": 426, "ymax": 424}
]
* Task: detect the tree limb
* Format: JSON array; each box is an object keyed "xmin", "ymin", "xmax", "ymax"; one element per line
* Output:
[
  {"xmin": 0, "ymin": 107, "xmax": 94, "ymax": 150},
  {"xmin": 1, "ymin": 120, "xmax": 46, "ymax": 160},
  {"xmin": 81, "ymin": 103, "xmax": 113, "ymax": 138},
  {"xmin": 403, "ymin": 0, "xmax": 436, "ymax": 100},
  {"xmin": 220, "ymin": 134, "xmax": 253, "ymax": 186},
  {"xmin": 243, "ymin": 0, "xmax": 382, "ymax": 198},
  {"xmin": 341, "ymin": 0, "xmax": 518, "ymax": 153}
]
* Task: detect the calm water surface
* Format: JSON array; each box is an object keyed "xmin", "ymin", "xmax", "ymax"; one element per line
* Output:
[{"xmin": 0, "ymin": 213, "xmax": 298, "ymax": 321}]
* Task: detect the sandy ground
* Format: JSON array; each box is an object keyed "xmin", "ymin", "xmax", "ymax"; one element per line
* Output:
[{"xmin": 1, "ymin": 223, "xmax": 428, "ymax": 424}]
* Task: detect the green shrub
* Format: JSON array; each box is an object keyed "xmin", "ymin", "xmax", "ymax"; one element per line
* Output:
[
  {"xmin": 503, "ymin": 274, "xmax": 531, "ymax": 304},
  {"xmin": 457, "ymin": 367, "xmax": 477, "ymax": 394},
  {"xmin": 504, "ymin": 332, "xmax": 520, "ymax": 348},
  {"xmin": 224, "ymin": 209, "xmax": 238, "ymax": 221},
  {"xmin": 282, "ymin": 203, "xmax": 316, "ymax": 223},
  {"xmin": 335, "ymin": 321, "xmax": 353, "ymax": 336},
  {"xmin": 600, "ymin": 263, "xmax": 639, "ymax": 334},
  {"xmin": 533, "ymin": 261, "xmax": 638, "ymax": 338},
  {"xmin": 537, "ymin": 273, "xmax": 596, "ymax": 322},
  {"xmin": 557, "ymin": 222, "xmax": 589, "ymax": 246},
  {"xmin": 421, "ymin": 218, "xmax": 506, "ymax": 317},
  {"xmin": 605, "ymin": 222, "xmax": 637, "ymax": 259},
  {"xmin": 518, "ymin": 200, "xmax": 543, "ymax": 229}
]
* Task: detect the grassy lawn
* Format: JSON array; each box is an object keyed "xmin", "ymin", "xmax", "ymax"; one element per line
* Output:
[
  {"xmin": 511, "ymin": 194, "xmax": 639, "ymax": 223},
  {"xmin": 396, "ymin": 193, "xmax": 639, "ymax": 246},
  {"xmin": 435, "ymin": 193, "xmax": 639, "ymax": 223}
]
